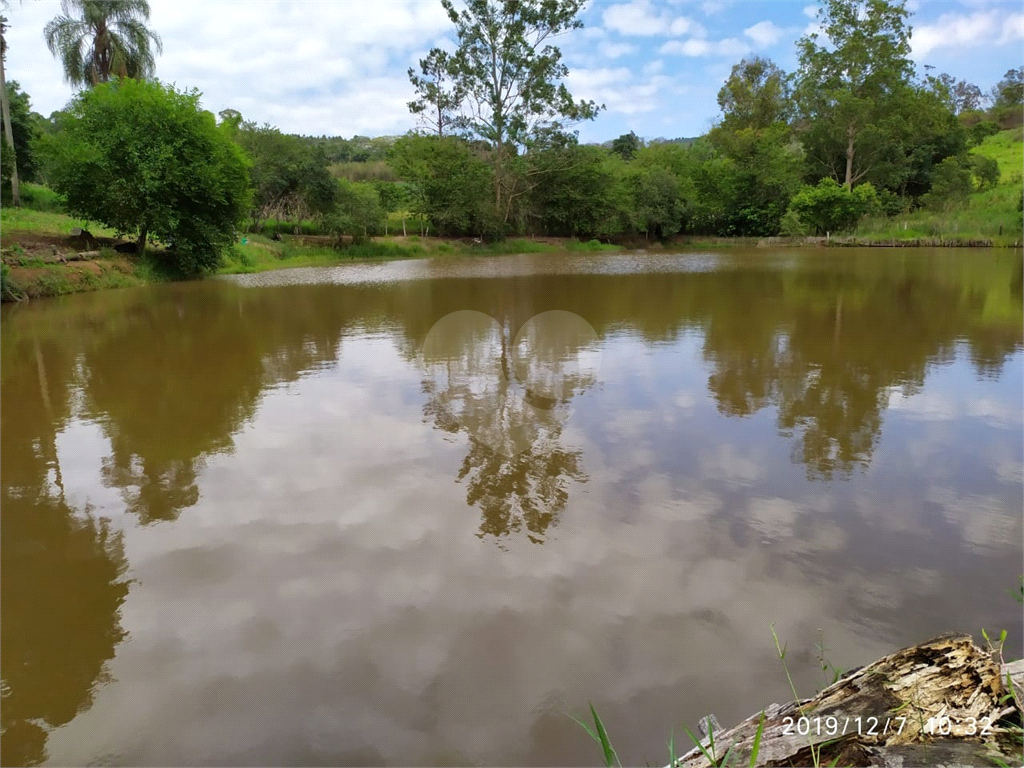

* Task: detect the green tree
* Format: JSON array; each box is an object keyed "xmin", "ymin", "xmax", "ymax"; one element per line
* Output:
[
  {"xmin": 419, "ymin": 0, "xmax": 601, "ymax": 225},
  {"xmin": 610, "ymin": 130, "xmax": 641, "ymax": 161},
  {"xmin": 992, "ymin": 67, "xmax": 1023, "ymax": 109},
  {"xmin": 717, "ymin": 57, "xmax": 792, "ymax": 132},
  {"xmin": 407, "ymin": 48, "xmax": 465, "ymax": 137},
  {"xmin": 233, "ymin": 123, "xmax": 336, "ymax": 232},
  {"xmin": 626, "ymin": 164, "xmax": 685, "ymax": 240},
  {"xmin": 920, "ymin": 154, "xmax": 984, "ymax": 209},
  {"xmin": 969, "ymin": 154, "xmax": 999, "ymax": 191},
  {"xmin": 796, "ymin": 0, "xmax": 914, "ymax": 189},
  {"xmin": 1, "ymin": 80, "xmax": 37, "ymax": 193},
  {"xmin": 528, "ymin": 144, "xmax": 628, "ymax": 238},
  {"xmin": 388, "ymin": 133, "xmax": 495, "ymax": 236},
  {"xmin": 927, "ymin": 72, "xmax": 984, "ymax": 115},
  {"xmin": 44, "ymin": 0, "xmax": 162, "ymax": 87},
  {"xmin": 325, "ymin": 178, "xmax": 384, "ymax": 242},
  {"xmin": 0, "ymin": 14, "xmax": 19, "ymax": 205},
  {"xmin": 42, "ymin": 78, "xmax": 251, "ymax": 275}
]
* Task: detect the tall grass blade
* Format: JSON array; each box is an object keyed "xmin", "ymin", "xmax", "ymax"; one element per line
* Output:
[{"xmin": 749, "ymin": 712, "xmax": 765, "ymax": 767}]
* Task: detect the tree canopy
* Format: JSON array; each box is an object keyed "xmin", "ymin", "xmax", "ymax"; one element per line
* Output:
[
  {"xmin": 42, "ymin": 78, "xmax": 251, "ymax": 274},
  {"xmin": 44, "ymin": 0, "xmax": 162, "ymax": 87}
]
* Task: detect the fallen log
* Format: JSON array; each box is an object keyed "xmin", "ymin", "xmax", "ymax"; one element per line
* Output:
[
  {"xmin": 69, "ymin": 250, "xmax": 102, "ymax": 261},
  {"xmin": 674, "ymin": 634, "xmax": 1023, "ymax": 767}
]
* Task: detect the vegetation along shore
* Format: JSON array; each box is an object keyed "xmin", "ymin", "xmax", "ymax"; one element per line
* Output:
[{"xmin": 2, "ymin": 0, "xmax": 1022, "ymax": 302}]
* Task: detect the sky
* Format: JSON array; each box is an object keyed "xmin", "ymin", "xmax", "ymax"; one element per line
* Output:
[{"xmin": 4, "ymin": 0, "xmax": 1023, "ymax": 143}]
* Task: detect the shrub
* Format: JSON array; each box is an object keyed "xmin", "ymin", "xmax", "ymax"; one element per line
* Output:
[
  {"xmin": 778, "ymin": 208, "xmax": 808, "ymax": 236},
  {"xmin": 969, "ymin": 121, "xmax": 1001, "ymax": 147},
  {"xmin": 969, "ymin": 154, "xmax": 1000, "ymax": 190},
  {"xmin": 922, "ymin": 155, "xmax": 973, "ymax": 209},
  {"xmin": 787, "ymin": 178, "xmax": 878, "ymax": 235},
  {"xmin": 41, "ymin": 78, "xmax": 252, "ymax": 276}
]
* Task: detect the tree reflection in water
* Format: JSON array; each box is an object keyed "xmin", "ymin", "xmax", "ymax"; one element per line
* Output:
[{"xmin": 421, "ymin": 310, "xmax": 599, "ymax": 544}]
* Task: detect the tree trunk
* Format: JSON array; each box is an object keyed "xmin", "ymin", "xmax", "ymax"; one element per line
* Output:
[
  {"xmin": 403, "ymin": 217, "xmax": 407, "ymax": 237},
  {"xmin": 0, "ymin": 29, "xmax": 21, "ymax": 208},
  {"xmin": 844, "ymin": 123, "xmax": 855, "ymax": 190},
  {"xmin": 137, "ymin": 226, "xmax": 148, "ymax": 255}
]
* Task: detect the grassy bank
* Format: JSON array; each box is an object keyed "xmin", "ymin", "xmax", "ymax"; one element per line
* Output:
[
  {"xmin": 1, "ymin": 208, "xmax": 623, "ymax": 300},
  {"xmin": 851, "ymin": 128, "xmax": 1024, "ymax": 247}
]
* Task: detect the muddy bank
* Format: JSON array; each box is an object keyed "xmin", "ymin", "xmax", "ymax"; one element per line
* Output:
[{"xmin": 1, "ymin": 230, "xmax": 143, "ymax": 301}]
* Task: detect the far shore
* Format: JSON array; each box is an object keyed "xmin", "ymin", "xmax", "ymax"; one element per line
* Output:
[{"xmin": 2, "ymin": 223, "xmax": 1020, "ymax": 304}]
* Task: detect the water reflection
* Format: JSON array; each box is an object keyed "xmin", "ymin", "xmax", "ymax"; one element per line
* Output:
[
  {"xmin": 420, "ymin": 310, "xmax": 599, "ymax": 543},
  {"xmin": 0, "ymin": 249, "xmax": 1020, "ymax": 766},
  {"xmin": 0, "ymin": 327, "xmax": 129, "ymax": 767}
]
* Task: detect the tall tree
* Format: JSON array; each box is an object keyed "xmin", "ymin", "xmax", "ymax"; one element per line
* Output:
[
  {"xmin": 414, "ymin": 0, "xmax": 601, "ymax": 223},
  {"xmin": 44, "ymin": 0, "xmax": 161, "ymax": 87},
  {"xmin": 927, "ymin": 72, "xmax": 984, "ymax": 115},
  {"xmin": 992, "ymin": 67, "xmax": 1024, "ymax": 109},
  {"xmin": 795, "ymin": 0, "xmax": 914, "ymax": 189},
  {"xmin": 717, "ymin": 57, "xmax": 793, "ymax": 132},
  {"xmin": 407, "ymin": 48, "xmax": 465, "ymax": 137},
  {"xmin": 0, "ymin": 14, "xmax": 19, "ymax": 206},
  {"xmin": 610, "ymin": 130, "xmax": 641, "ymax": 160}
]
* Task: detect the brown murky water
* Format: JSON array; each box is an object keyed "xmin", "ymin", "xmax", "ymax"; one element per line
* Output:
[{"xmin": 2, "ymin": 248, "xmax": 1022, "ymax": 766}]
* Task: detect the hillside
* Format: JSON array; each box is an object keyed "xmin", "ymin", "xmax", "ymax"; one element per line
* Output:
[{"xmin": 854, "ymin": 128, "xmax": 1024, "ymax": 245}]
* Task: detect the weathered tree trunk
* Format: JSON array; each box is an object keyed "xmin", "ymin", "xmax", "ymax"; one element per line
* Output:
[
  {"xmin": 0, "ymin": 23, "xmax": 21, "ymax": 208},
  {"xmin": 136, "ymin": 227, "xmax": 148, "ymax": 255},
  {"xmin": 674, "ymin": 634, "xmax": 1023, "ymax": 768},
  {"xmin": 844, "ymin": 123, "xmax": 856, "ymax": 191}
]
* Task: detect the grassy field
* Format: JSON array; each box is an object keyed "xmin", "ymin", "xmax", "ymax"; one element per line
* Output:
[
  {"xmin": 1, "ymin": 206, "xmax": 118, "ymax": 237},
  {"xmin": 854, "ymin": 128, "xmax": 1024, "ymax": 245}
]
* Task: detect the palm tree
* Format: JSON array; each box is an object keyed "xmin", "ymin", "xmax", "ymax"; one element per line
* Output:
[
  {"xmin": 0, "ymin": 10, "xmax": 20, "ymax": 206},
  {"xmin": 44, "ymin": 0, "xmax": 161, "ymax": 88}
]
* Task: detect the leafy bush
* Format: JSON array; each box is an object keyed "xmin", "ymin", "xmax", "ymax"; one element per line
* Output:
[
  {"xmin": 778, "ymin": 208, "xmax": 808, "ymax": 236},
  {"xmin": 922, "ymin": 155, "xmax": 974, "ymax": 209},
  {"xmin": 322, "ymin": 178, "xmax": 384, "ymax": 243},
  {"xmin": 786, "ymin": 178, "xmax": 879, "ymax": 235},
  {"xmin": 41, "ymin": 78, "xmax": 252, "ymax": 276},
  {"xmin": 877, "ymin": 188, "xmax": 908, "ymax": 216},
  {"xmin": 969, "ymin": 154, "xmax": 1000, "ymax": 190},
  {"xmin": 969, "ymin": 121, "xmax": 1001, "ymax": 147}
]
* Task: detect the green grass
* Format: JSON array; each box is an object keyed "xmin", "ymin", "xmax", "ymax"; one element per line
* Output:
[
  {"xmin": 971, "ymin": 126, "xmax": 1024, "ymax": 185},
  {"xmin": 1, "ymin": 206, "xmax": 118, "ymax": 238},
  {"xmin": 852, "ymin": 128, "xmax": 1023, "ymax": 246},
  {"xmin": 21, "ymin": 182, "xmax": 66, "ymax": 213}
]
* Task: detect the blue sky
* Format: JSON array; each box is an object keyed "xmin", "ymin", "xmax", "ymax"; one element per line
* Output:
[{"xmin": 4, "ymin": 0, "xmax": 1023, "ymax": 142}]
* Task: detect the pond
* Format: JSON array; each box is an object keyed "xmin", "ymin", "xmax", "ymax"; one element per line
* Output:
[{"xmin": 2, "ymin": 248, "xmax": 1022, "ymax": 766}]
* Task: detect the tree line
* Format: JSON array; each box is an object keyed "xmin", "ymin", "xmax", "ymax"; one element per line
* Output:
[{"xmin": 1, "ymin": 0, "xmax": 1022, "ymax": 276}]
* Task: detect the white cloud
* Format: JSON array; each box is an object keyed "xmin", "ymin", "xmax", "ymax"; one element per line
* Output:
[
  {"xmin": 599, "ymin": 42, "xmax": 638, "ymax": 59},
  {"xmin": 999, "ymin": 14, "xmax": 1024, "ymax": 46},
  {"xmin": 912, "ymin": 9, "xmax": 1023, "ymax": 58},
  {"xmin": 660, "ymin": 37, "xmax": 748, "ymax": 57},
  {"xmin": 602, "ymin": 0, "xmax": 699, "ymax": 37},
  {"xmin": 566, "ymin": 67, "xmax": 686, "ymax": 115},
  {"xmin": 802, "ymin": 4, "xmax": 818, "ymax": 19},
  {"xmin": 743, "ymin": 20, "xmax": 786, "ymax": 47},
  {"xmin": 3, "ymin": 0, "xmax": 453, "ymax": 135}
]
